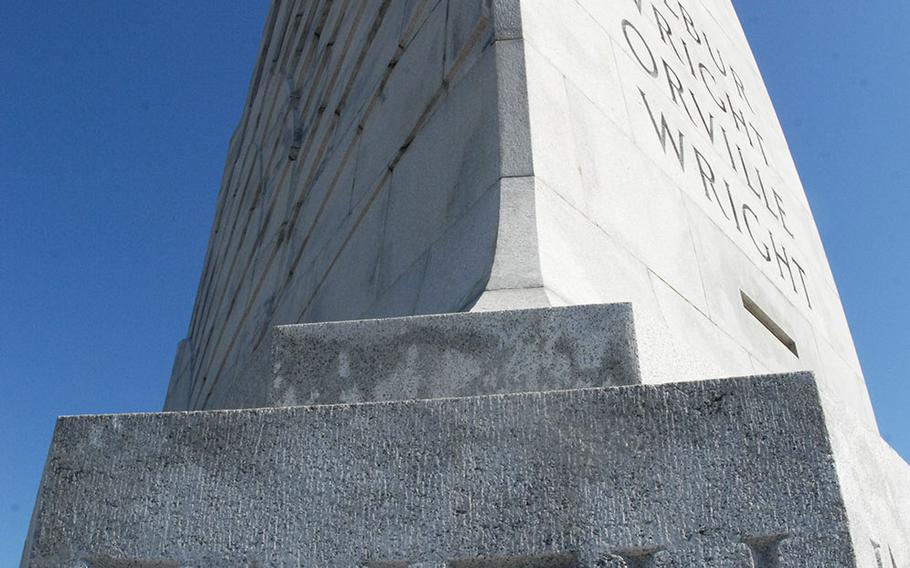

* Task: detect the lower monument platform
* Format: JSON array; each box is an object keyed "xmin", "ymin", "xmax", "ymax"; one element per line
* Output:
[
  {"xmin": 21, "ymin": 304, "xmax": 910, "ymax": 567},
  {"xmin": 25, "ymin": 374, "xmax": 855, "ymax": 567}
]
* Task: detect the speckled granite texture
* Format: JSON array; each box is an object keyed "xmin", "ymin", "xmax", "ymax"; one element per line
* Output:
[
  {"xmin": 23, "ymin": 374, "xmax": 855, "ymax": 567},
  {"xmin": 201, "ymin": 304, "xmax": 640, "ymax": 410}
]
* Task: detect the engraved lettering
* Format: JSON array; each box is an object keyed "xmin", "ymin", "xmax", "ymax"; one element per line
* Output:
[
  {"xmin": 749, "ymin": 123, "xmax": 770, "ymax": 166},
  {"xmin": 703, "ymin": 30, "xmax": 728, "ymax": 76},
  {"xmin": 699, "ymin": 62, "xmax": 727, "ymax": 112},
  {"xmin": 726, "ymin": 94, "xmax": 751, "ymax": 142},
  {"xmin": 639, "ymin": 88, "xmax": 686, "ymax": 170},
  {"xmin": 874, "ymin": 540, "xmax": 886, "ymax": 568},
  {"xmin": 663, "ymin": 59, "xmax": 698, "ymax": 126},
  {"xmin": 769, "ymin": 232, "xmax": 798, "ymax": 293},
  {"xmin": 680, "ymin": 38, "xmax": 699, "ymax": 79},
  {"xmin": 773, "ymin": 189, "xmax": 794, "ymax": 237},
  {"xmin": 743, "ymin": 204, "xmax": 771, "ymax": 261},
  {"xmin": 616, "ymin": 1, "xmax": 813, "ymax": 310},
  {"xmin": 730, "ymin": 66, "xmax": 754, "ymax": 111},
  {"xmin": 689, "ymin": 88, "xmax": 716, "ymax": 142},
  {"xmin": 754, "ymin": 167, "xmax": 778, "ymax": 219},
  {"xmin": 652, "ymin": 6, "xmax": 685, "ymax": 65},
  {"xmin": 678, "ymin": 3, "xmax": 702, "ymax": 44},
  {"xmin": 623, "ymin": 20, "xmax": 658, "ymax": 78},
  {"xmin": 722, "ymin": 127, "xmax": 738, "ymax": 170},
  {"xmin": 694, "ymin": 147, "xmax": 732, "ymax": 221},
  {"xmin": 791, "ymin": 257, "xmax": 812, "ymax": 309},
  {"xmin": 738, "ymin": 145, "xmax": 757, "ymax": 195},
  {"xmin": 725, "ymin": 180, "xmax": 743, "ymax": 232}
]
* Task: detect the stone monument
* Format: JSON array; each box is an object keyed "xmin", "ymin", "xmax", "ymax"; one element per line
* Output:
[{"xmin": 21, "ymin": 1, "xmax": 910, "ymax": 566}]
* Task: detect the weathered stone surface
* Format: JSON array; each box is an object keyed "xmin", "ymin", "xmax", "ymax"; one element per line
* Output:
[
  {"xmin": 213, "ymin": 304, "xmax": 640, "ymax": 409},
  {"xmin": 200, "ymin": 303, "xmax": 732, "ymax": 412},
  {"xmin": 24, "ymin": 374, "xmax": 858, "ymax": 567}
]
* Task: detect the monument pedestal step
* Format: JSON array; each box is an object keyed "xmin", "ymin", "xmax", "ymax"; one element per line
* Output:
[
  {"xmin": 23, "ymin": 305, "xmax": 910, "ymax": 566},
  {"xmin": 177, "ymin": 304, "xmax": 642, "ymax": 411},
  {"xmin": 25, "ymin": 374, "xmax": 855, "ymax": 567},
  {"xmin": 169, "ymin": 303, "xmax": 720, "ymax": 413}
]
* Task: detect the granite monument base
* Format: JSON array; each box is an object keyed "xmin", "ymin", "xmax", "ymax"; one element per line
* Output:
[
  {"xmin": 25, "ymin": 375, "xmax": 854, "ymax": 567},
  {"xmin": 22, "ymin": 305, "xmax": 910, "ymax": 567}
]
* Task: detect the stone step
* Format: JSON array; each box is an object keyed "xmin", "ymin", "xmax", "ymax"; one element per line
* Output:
[
  {"xmin": 23, "ymin": 373, "xmax": 856, "ymax": 567},
  {"xmin": 190, "ymin": 304, "xmax": 643, "ymax": 411}
]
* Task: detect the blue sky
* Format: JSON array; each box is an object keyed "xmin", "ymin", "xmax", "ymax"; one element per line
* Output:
[
  {"xmin": 734, "ymin": 2, "xmax": 910, "ymax": 455},
  {"xmin": 1, "ymin": 2, "xmax": 907, "ymax": 564}
]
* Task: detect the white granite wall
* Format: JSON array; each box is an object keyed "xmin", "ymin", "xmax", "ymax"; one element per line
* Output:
[
  {"xmin": 512, "ymin": 0, "xmax": 877, "ymax": 429},
  {"xmin": 502, "ymin": 2, "xmax": 907, "ymax": 559},
  {"xmin": 168, "ymin": 0, "xmax": 527, "ymax": 411},
  {"xmin": 169, "ymin": 0, "xmax": 877, "ymax": 436}
]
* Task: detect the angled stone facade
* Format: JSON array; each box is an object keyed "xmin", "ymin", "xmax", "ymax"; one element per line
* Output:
[
  {"xmin": 168, "ymin": 0, "xmax": 874, "ymax": 439},
  {"xmin": 175, "ymin": 0, "xmax": 527, "ymax": 412},
  {"xmin": 20, "ymin": 1, "xmax": 910, "ymax": 566},
  {"xmin": 512, "ymin": 0, "xmax": 874, "ymax": 428}
]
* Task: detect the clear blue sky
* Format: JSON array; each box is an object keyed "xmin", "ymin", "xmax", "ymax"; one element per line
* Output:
[{"xmin": 1, "ymin": 2, "xmax": 907, "ymax": 564}]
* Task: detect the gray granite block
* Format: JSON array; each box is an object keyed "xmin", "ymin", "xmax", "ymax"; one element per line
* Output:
[
  {"xmin": 232, "ymin": 303, "xmax": 641, "ymax": 409},
  {"xmin": 22, "ymin": 373, "xmax": 855, "ymax": 567}
]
